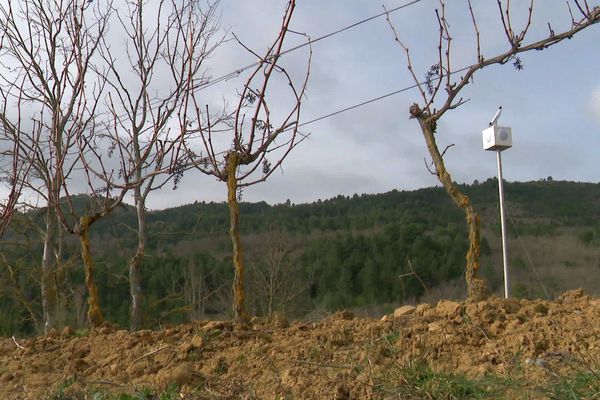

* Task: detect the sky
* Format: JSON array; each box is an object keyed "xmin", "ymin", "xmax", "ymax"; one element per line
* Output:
[
  {"xmin": 140, "ymin": 0, "xmax": 600, "ymax": 209},
  {"xmin": 2, "ymin": 0, "xmax": 599, "ymax": 210}
]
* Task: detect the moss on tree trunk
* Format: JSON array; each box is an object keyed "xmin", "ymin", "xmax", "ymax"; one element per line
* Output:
[
  {"xmin": 77, "ymin": 215, "xmax": 104, "ymax": 327},
  {"xmin": 413, "ymin": 106, "xmax": 488, "ymax": 301}
]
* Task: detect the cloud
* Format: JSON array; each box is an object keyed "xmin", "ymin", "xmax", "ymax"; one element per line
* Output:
[{"xmin": 588, "ymin": 85, "xmax": 600, "ymax": 125}]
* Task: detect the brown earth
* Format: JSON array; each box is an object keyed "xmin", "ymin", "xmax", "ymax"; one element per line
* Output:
[{"xmin": 1, "ymin": 289, "xmax": 599, "ymax": 399}]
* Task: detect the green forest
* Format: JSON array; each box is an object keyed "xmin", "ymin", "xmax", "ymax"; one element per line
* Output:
[{"xmin": 1, "ymin": 178, "xmax": 599, "ymax": 336}]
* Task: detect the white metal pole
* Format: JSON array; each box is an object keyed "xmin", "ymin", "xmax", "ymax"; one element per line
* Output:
[{"xmin": 496, "ymin": 149, "xmax": 510, "ymax": 298}]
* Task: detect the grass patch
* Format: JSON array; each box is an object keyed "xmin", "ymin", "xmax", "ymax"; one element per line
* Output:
[
  {"xmin": 383, "ymin": 331, "xmax": 400, "ymax": 344},
  {"xmin": 373, "ymin": 361, "xmax": 516, "ymax": 400},
  {"xmin": 94, "ymin": 386, "xmax": 179, "ymax": 400},
  {"xmin": 74, "ymin": 329, "xmax": 89, "ymax": 337},
  {"xmin": 47, "ymin": 384, "xmax": 180, "ymax": 400},
  {"xmin": 371, "ymin": 358, "xmax": 600, "ymax": 400},
  {"xmin": 542, "ymin": 369, "xmax": 600, "ymax": 399},
  {"xmin": 46, "ymin": 378, "xmax": 76, "ymax": 400}
]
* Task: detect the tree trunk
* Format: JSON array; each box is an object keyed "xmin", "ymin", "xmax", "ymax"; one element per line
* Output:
[
  {"xmin": 77, "ymin": 215, "xmax": 104, "ymax": 327},
  {"xmin": 129, "ymin": 251, "xmax": 143, "ymax": 330},
  {"xmin": 41, "ymin": 205, "xmax": 58, "ymax": 334},
  {"xmin": 226, "ymin": 153, "xmax": 247, "ymax": 321},
  {"xmin": 129, "ymin": 187, "xmax": 146, "ymax": 330},
  {"xmin": 413, "ymin": 107, "xmax": 488, "ymax": 300}
]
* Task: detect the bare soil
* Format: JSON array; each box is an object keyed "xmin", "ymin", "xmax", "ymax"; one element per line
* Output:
[{"xmin": 1, "ymin": 289, "xmax": 599, "ymax": 399}]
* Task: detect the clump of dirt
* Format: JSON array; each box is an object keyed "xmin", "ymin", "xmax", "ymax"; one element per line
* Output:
[{"xmin": 1, "ymin": 289, "xmax": 599, "ymax": 399}]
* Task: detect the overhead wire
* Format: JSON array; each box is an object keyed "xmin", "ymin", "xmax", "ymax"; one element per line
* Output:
[
  {"xmin": 109, "ymin": 0, "xmax": 431, "ymax": 162},
  {"xmin": 297, "ymin": 65, "xmax": 471, "ymax": 129},
  {"xmin": 34, "ymin": 0, "xmax": 424, "ymax": 130},
  {"xmin": 299, "ymin": 83, "xmax": 420, "ymax": 128},
  {"xmin": 173, "ymin": 62, "xmax": 477, "ymax": 195},
  {"xmin": 4, "ymin": 0, "xmax": 461, "ymax": 181},
  {"xmin": 182, "ymin": 61, "xmax": 474, "ymax": 168},
  {"xmin": 199, "ymin": 0, "xmax": 423, "ymax": 91},
  {"xmin": 1, "ymin": 0, "xmax": 424, "ymax": 122},
  {"xmin": 1, "ymin": 0, "xmax": 439, "ymax": 178}
]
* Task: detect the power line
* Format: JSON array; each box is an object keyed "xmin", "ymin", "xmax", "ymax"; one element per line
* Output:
[
  {"xmin": 297, "ymin": 65, "xmax": 471, "ymax": 129},
  {"xmin": 104, "ymin": 0, "xmax": 423, "ymax": 122},
  {"xmin": 199, "ymin": 0, "xmax": 423, "ymax": 91},
  {"xmin": 298, "ymin": 83, "xmax": 420, "ymax": 128},
  {"xmin": 183, "ymin": 62, "xmax": 453, "ymax": 164},
  {"xmin": 1, "ymin": 0, "xmax": 424, "ymax": 121},
  {"xmin": 184, "ymin": 69, "xmax": 438, "ymax": 164},
  {"xmin": 69, "ymin": 0, "xmax": 425, "ymax": 127},
  {"xmin": 5, "ymin": 0, "xmax": 438, "ymax": 156}
]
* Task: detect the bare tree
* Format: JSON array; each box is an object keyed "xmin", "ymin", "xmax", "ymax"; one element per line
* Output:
[
  {"xmin": 182, "ymin": 259, "xmax": 227, "ymax": 321},
  {"xmin": 0, "ymin": 0, "xmax": 112, "ymax": 331},
  {"xmin": 1, "ymin": 0, "xmax": 222, "ymax": 330},
  {"xmin": 247, "ymin": 223, "xmax": 309, "ymax": 317},
  {"xmin": 386, "ymin": 1, "xmax": 600, "ymax": 299},
  {"xmin": 183, "ymin": 0, "xmax": 311, "ymax": 320},
  {"xmin": 182, "ymin": 259, "xmax": 209, "ymax": 321},
  {"xmin": 91, "ymin": 0, "xmax": 222, "ymax": 330},
  {"xmin": 0, "ymin": 121, "xmax": 30, "ymax": 238},
  {"xmin": 0, "ymin": 247, "xmax": 42, "ymax": 331}
]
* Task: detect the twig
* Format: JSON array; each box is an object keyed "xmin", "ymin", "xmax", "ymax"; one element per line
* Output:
[
  {"xmin": 478, "ymin": 327, "xmax": 490, "ymax": 342},
  {"xmin": 467, "ymin": 0, "xmax": 482, "ymax": 62},
  {"xmin": 424, "ymin": 143, "xmax": 454, "ymax": 175},
  {"xmin": 132, "ymin": 344, "xmax": 169, "ymax": 363},
  {"xmin": 288, "ymin": 359, "xmax": 353, "ymax": 369},
  {"xmin": 12, "ymin": 336, "xmax": 27, "ymax": 350},
  {"xmin": 424, "ymin": 157, "xmax": 437, "ymax": 175},
  {"xmin": 407, "ymin": 259, "xmax": 430, "ymax": 297},
  {"xmin": 82, "ymin": 380, "xmax": 124, "ymax": 387}
]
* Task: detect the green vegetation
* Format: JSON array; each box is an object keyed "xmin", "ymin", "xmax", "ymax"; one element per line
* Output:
[
  {"xmin": 367, "ymin": 337, "xmax": 600, "ymax": 400},
  {"xmin": 543, "ymin": 369, "xmax": 600, "ymax": 399},
  {"xmin": 375, "ymin": 361, "xmax": 501, "ymax": 399},
  {"xmin": 42, "ymin": 365, "xmax": 600, "ymax": 400},
  {"xmin": 47, "ymin": 385, "xmax": 179, "ymax": 400},
  {"xmin": 1, "ymin": 179, "xmax": 599, "ymax": 335},
  {"xmin": 46, "ymin": 378, "xmax": 76, "ymax": 400},
  {"xmin": 374, "ymin": 362, "xmax": 600, "ymax": 400}
]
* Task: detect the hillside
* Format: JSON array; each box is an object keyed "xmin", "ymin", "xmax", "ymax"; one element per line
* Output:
[{"xmin": 1, "ymin": 179, "xmax": 599, "ymax": 335}]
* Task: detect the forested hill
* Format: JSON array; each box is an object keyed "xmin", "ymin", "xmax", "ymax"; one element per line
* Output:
[
  {"xmin": 2, "ymin": 179, "xmax": 599, "ymax": 335},
  {"xmin": 146, "ymin": 178, "xmax": 600, "ymax": 236}
]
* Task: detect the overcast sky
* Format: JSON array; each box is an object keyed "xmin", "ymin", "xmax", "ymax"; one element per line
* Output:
[
  {"xmin": 3, "ymin": 1, "xmax": 599, "ymax": 210},
  {"xmin": 142, "ymin": 0, "xmax": 600, "ymax": 209}
]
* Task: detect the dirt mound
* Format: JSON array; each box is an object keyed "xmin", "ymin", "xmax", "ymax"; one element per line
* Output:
[{"xmin": 1, "ymin": 289, "xmax": 599, "ymax": 399}]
